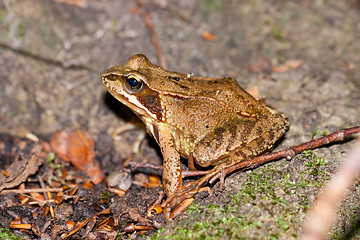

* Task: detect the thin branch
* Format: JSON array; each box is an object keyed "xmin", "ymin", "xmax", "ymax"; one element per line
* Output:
[
  {"xmin": 129, "ymin": 126, "xmax": 360, "ymax": 182},
  {"xmin": 135, "ymin": 1, "xmax": 167, "ymax": 68},
  {"xmin": 300, "ymin": 138, "xmax": 360, "ymax": 240},
  {"xmin": 0, "ymin": 187, "xmax": 63, "ymax": 194},
  {"xmin": 210, "ymin": 126, "xmax": 360, "ymax": 183},
  {"xmin": 128, "ymin": 162, "xmax": 210, "ymax": 177}
]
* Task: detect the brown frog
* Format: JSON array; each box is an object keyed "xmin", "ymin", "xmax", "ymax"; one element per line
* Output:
[{"xmin": 102, "ymin": 54, "xmax": 289, "ymax": 220}]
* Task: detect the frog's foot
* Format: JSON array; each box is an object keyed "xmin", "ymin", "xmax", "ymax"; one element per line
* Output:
[
  {"xmin": 162, "ymin": 186, "xmax": 212, "ymax": 221},
  {"xmin": 160, "ymin": 168, "xmax": 222, "ymax": 221}
]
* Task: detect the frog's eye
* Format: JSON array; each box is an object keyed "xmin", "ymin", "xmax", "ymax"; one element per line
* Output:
[{"xmin": 125, "ymin": 76, "xmax": 144, "ymax": 92}]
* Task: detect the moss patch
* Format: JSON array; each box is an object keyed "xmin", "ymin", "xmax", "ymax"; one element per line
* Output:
[
  {"xmin": 0, "ymin": 227, "xmax": 24, "ymax": 240},
  {"xmin": 150, "ymin": 150, "xmax": 331, "ymax": 239}
]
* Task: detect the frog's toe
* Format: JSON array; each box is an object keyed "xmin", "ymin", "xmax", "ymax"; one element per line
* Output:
[
  {"xmin": 146, "ymin": 191, "xmax": 165, "ymax": 217},
  {"xmin": 168, "ymin": 198, "xmax": 194, "ymax": 220},
  {"xmin": 161, "ymin": 185, "xmax": 213, "ymax": 220}
]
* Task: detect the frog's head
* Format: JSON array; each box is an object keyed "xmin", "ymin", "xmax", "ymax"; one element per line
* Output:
[{"xmin": 101, "ymin": 54, "xmax": 164, "ymax": 122}]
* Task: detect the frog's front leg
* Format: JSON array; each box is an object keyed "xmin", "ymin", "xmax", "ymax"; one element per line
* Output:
[
  {"xmin": 157, "ymin": 127, "xmax": 183, "ymax": 197},
  {"xmin": 147, "ymin": 125, "xmax": 184, "ymax": 220},
  {"xmin": 150, "ymin": 126, "xmax": 213, "ymax": 220}
]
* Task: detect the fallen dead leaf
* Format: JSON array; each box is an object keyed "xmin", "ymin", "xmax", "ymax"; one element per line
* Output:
[
  {"xmin": 53, "ymin": 0, "xmax": 87, "ymax": 8},
  {"xmin": 201, "ymin": 31, "xmax": 217, "ymax": 41},
  {"xmin": 50, "ymin": 129, "xmax": 104, "ymax": 184},
  {"xmin": 10, "ymin": 223, "xmax": 32, "ymax": 230},
  {"xmin": 273, "ymin": 59, "xmax": 303, "ymax": 73},
  {"xmin": 0, "ymin": 135, "xmax": 44, "ymax": 192},
  {"xmin": 82, "ymin": 179, "xmax": 93, "ymax": 189},
  {"xmin": 246, "ymin": 86, "xmax": 261, "ymax": 101},
  {"xmin": 50, "ymin": 130, "xmax": 70, "ymax": 162},
  {"xmin": 30, "ymin": 192, "xmax": 46, "ymax": 202},
  {"xmin": 247, "ymin": 56, "xmax": 272, "ymax": 73},
  {"xmin": 133, "ymin": 173, "xmax": 162, "ymax": 188},
  {"xmin": 147, "ymin": 174, "xmax": 161, "ymax": 188},
  {"xmin": 0, "ymin": 153, "xmax": 43, "ymax": 192},
  {"xmin": 66, "ymin": 220, "xmax": 75, "ymax": 230},
  {"xmin": 108, "ymin": 187, "xmax": 126, "ymax": 197}
]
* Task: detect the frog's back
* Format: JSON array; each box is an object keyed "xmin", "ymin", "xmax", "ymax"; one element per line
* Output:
[
  {"xmin": 123, "ymin": 54, "xmax": 269, "ymax": 116},
  {"xmin": 145, "ymin": 71, "xmax": 268, "ymax": 117},
  {"xmin": 175, "ymin": 76, "xmax": 271, "ymax": 118}
]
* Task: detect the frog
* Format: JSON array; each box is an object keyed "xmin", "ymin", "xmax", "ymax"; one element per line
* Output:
[{"xmin": 101, "ymin": 54, "xmax": 290, "ymax": 220}]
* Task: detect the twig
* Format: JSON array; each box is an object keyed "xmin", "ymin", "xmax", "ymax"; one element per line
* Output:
[
  {"xmin": 210, "ymin": 126, "xmax": 360, "ymax": 183},
  {"xmin": 129, "ymin": 162, "xmax": 163, "ymax": 171},
  {"xmin": 62, "ymin": 208, "xmax": 110, "ymax": 238},
  {"xmin": 129, "ymin": 126, "xmax": 360, "ymax": 182},
  {"xmin": 128, "ymin": 162, "xmax": 210, "ymax": 177},
  {"xmin": 135, "ymin": 1, "xmax": 166, "ymax": 68},
  {"xmin": 300, "ymin": 137, "xmax": 360, "ymax": 240},
  {"xmin": 0, "ymin": 187, "xmax": 63, "ymax": 194}
]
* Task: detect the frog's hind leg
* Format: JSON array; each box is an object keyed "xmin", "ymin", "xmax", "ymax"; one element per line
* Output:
[
  {"xmin": 162, "ymin": 114, "xmax": 289, "ymax": 220},
  {"xmin": 193, "ymin": 112, "xmax": 289, "ymax": 169},
  {"xmin": 161, "ymin": 127, "xmax": 288, "ymax": 220}
]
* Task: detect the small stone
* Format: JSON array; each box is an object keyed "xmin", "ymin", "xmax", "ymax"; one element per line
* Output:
[{"xmin": 107, "ymin": 169, "xmax": 133, "ymax": 191}]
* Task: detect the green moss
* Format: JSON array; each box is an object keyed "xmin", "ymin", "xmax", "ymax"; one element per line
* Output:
[
  {"xmin": 0, "ymin": 9, "xmax": 5, "ymax": 21},
  {"xmin": 204, "ymin": 0, "xmax": 222, "ymax": 12},
  {"xmin": 271, "ymin": 25, "xmax": 286, "ymax": 41},
  {"xmin": 46, "ymin": 152, "xmax": 62, "ymax": 176},
  {"xmin": 301, "ymin": 150, "xmax": 327, "ymax": 178},
  {"xmin": 46, "ymin": 152, "xmax": 55, "ymax": 163},
  {"xmin": 166, "ymin": 211, "xmax": 251, "ymax": 239},
  {"xmin": 100, "ymin": 190, "xmax": 113, "ymax": 205},
  {"xmin": 0, "ymin": 227, "xmax": 25, "ymax": 240},
  {"xmin": 17, "ymin": 23, "xmax": 25, "ymax": 41},
  {"xmin": 150, "ymin": 150, "xmax": 331, "ymax": 239},
  {"xmin": 311, "ymin": 130, "xmax": 329, "ymax": 139}
]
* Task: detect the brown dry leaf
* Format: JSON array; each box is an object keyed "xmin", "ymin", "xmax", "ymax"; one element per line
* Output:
[
  {"xmin": 53, "ymin": 0, "xmax": 87, "ymax": 8},
  {"xmin": 147, "ymin": 175, "xmax": 161, "ymax": 188},
  {"xmin": 54, "ymin": 192, "xmax": 63, "ymax": 205},
  {"xmin": 30, "ymin": 192, "xmax": 46, "ymax": 202},
  {"xmin": 82, "ymin": 179, "xmax": 94, "ymax": 189},
  {"xmin": 108, "ymin": 187, "xmax": 126, "ymax": 197},
  {"xmin": 3, "ymin": 170, "xmax": 10, "ymax": 178},
  {"xmin": 201, "ymin": 31, "xmax": 217, "ymax": 41},
  {"xmin": 0, "ymin": 135, "xmax": 43, "ymax": 192},
  {"xmin": 0, "ymin": 153, "xmax": 43, "ymax": 192},
  {"xmin": 133, "ymin": 173, "xmax": 162, "ymax": 188},
  {"xmin": 66, "ymin": 220, "xmax": 75, "ymax": 230},
  {"xmin": 67, "ymin": 129, "xmax": 94, "ymax": 171},
  {"xmin": 273, "ymin": 59, "xmax": 303, "ymax": 73},
  {"xmin": 10, "ymin": 223, "xmax": 32, "ymax": 230},
  {"xmin": 50, "ymin": 129, "xmax": 104, "ymax": 184},
  {"xmin": 246, "ymin": 86, "xmax": 261, "ymax": 101},
  {"xmin": 247, "ymin": 56, "xmax": 272, "ymax": 73},
  {"xmin": 50, "ymin": 130, "xmax": 71, "ymax": 162},
  {"xmin": 85, "ymin": 161, "xmax": 104, "ymax": 185}
]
